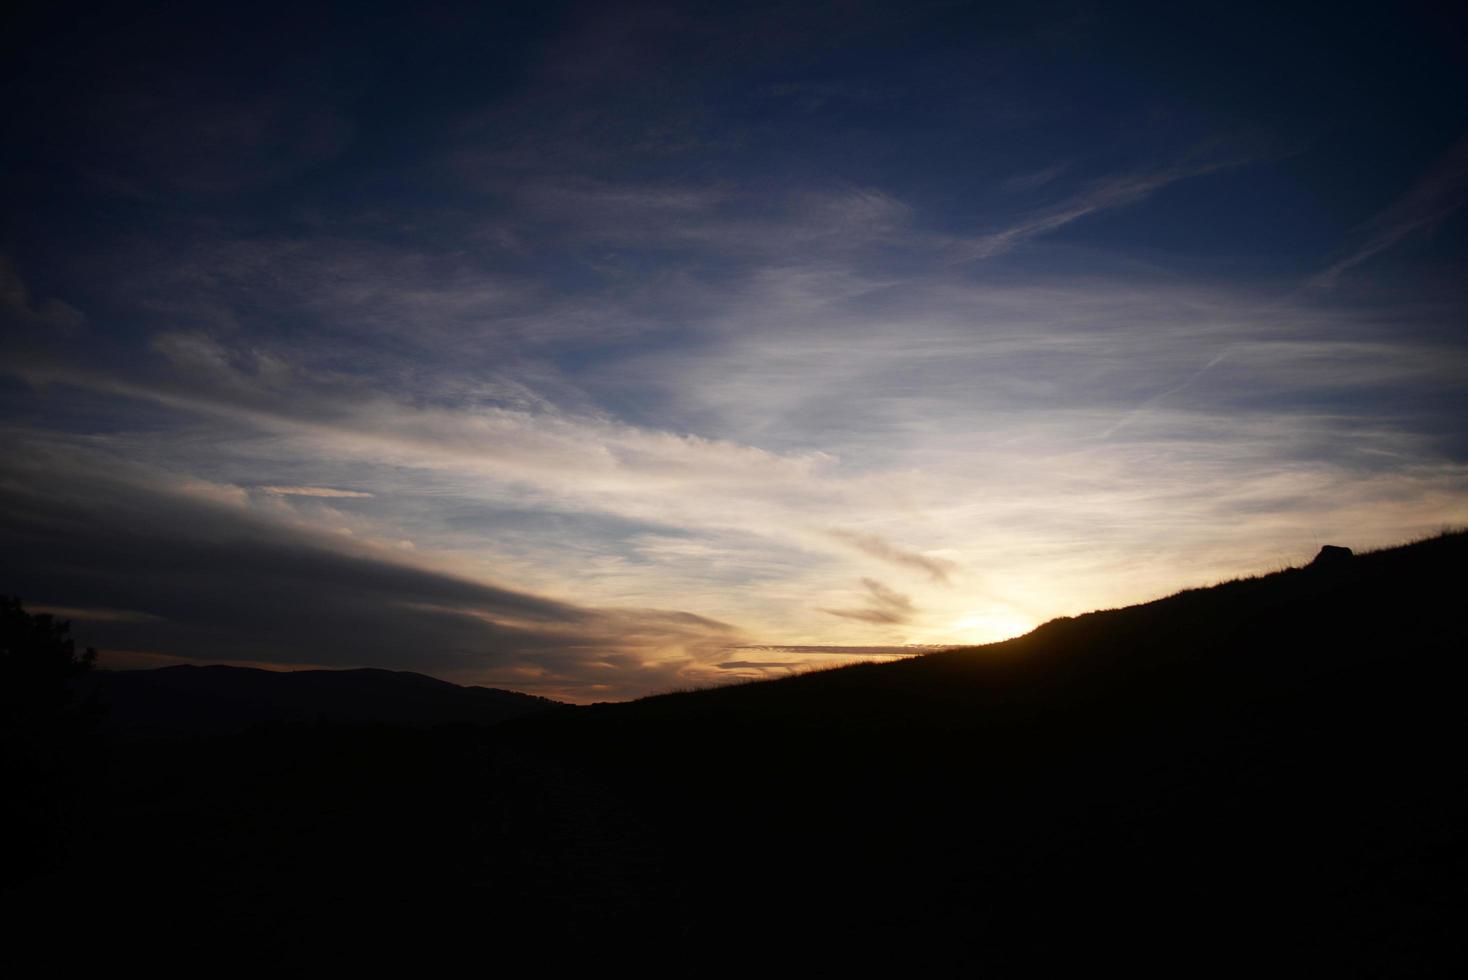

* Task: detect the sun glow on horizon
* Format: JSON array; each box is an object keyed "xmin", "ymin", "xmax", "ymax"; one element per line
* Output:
[{"xmin": 939, "ymin": 608, "xmax": 1040, "ymax": 647}]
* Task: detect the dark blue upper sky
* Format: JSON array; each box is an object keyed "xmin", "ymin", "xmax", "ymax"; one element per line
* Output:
[{"xmin": 3, "ymin": 0, "xmax": 1466, "ymax": 699}]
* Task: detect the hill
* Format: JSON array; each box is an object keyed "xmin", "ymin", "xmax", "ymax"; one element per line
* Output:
[
  {"xmin": 504, "ymin": 530, "xmax": 1468, "ymax": 968},
  {"xmin": 5, "ymin": 532, "xmax": 1465, "ymax": 971},
  {"xmin": 82, "ymin": 664, "xmax": 563, "ymax": 734}
]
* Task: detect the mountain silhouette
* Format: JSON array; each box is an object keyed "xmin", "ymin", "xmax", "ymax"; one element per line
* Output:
[
  {"xmin": 502, "ymin": 530, "xmax": 1468, "ymax": 969},
  {"xmin": 83, "ymin": 664, "xmax": 563, "ymax": 734},
  {"xmin": 4, "ymin": 532, "xmax": 1464, "ymax": 972}
]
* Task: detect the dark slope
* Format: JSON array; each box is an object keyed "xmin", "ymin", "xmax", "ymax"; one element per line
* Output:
[
  {"xmin": 6, "ymin": 533, "xmax": 1465, "ymax": 971},
  {"xmin": 501, "ymin": 531, "xmax": 1468, "ymax": 969},
  {"xmin": 601, "ymin": 530, "xmax": 1465, "ymax": 730},
  {"xmin": 82, "ymin": 664, "xmax": 563, "ymax": 733}
]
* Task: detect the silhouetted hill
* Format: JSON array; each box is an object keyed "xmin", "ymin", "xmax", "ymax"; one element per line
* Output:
[
  {"xmin": 504, "ymin": 531, "xmax": 1468, "ymax": 969},
  {"xmin": 6, "ymin": 532, "xmax": 1465, "ymax": 972},
  {"xmin": 601, "ymin": 531, "xmax": 1465, "ymax": 730},
  {"xmin": 82, "ymin": 664, "xmax": 563, "ymax": 733}
]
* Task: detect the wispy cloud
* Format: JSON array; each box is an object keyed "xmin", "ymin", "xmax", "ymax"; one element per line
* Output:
[
  {"xmin": 1100, "ymin": 349, "xmax": 1232, "ymax": 439},
  {"xmin": 0, "ymin": 446, "xmax": 742, "ymax": 702},
  {"xmin": 1310, "ymin": 134, "xmax": 1468, "ymax": 289},
  {"xmin": 7, "ymin": 258, "xmax": 1466, "ymax": 694},
  {"xmin": 729, "ymin": 645, "xmax": 933, "ymax": 656},
  {"xmin": 956, "ymin": 160, "xmax": 1245, "ymax": 260},
  {"xmin": 4, "ymin": 1, "xmax": 1466, "ymax": 704},
  {"xmin": 821, "ymin": 578, "xmax": 916, "ymax": 626},
  {"xmin": 829, "ymin": 529, "xmax": 957, "ymax": 583},
  {"xmin": 29, "ymin": 605, "xmax": 164, "ymax": 625},
  {"xmin": 1003, "ymin": 162, "xmax": 1071, "ymax": 193},
  {"xmin": 1, "ymin": 258, "xmax": 85, "ymax": 332},
  {"xmin": 259, "ymin": 486, "xmax": 374, "ymax": 498}
]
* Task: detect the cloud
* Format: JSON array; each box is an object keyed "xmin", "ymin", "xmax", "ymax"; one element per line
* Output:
[
  {"xmin": 3, "ymin": 120, "xmax": 1465, "ymax": 692},
  {"xmin": 28, "ymin": 605, "xmax": 164, "ymax": 625},
  {"xmin": 0, "ymin": 446, "xmax": 741, "ymax": 702},
  {"xmin": 728, "ymin": 645, "xmax": 932, "ymax": 657},
  {"xmin": 1003, "ymin": 162, "xmax": 1071, "ymax": 192},
  {"xmin": 7, "ymin": 262, "xmax": 1466, "ymax": 672},
  {"xmin": 1100, "ymin": 349, "xmax": 1232, "ymax": 439},
  {"xmin": 0, "ymin": 258, "xmax": 85, "ymax": 332},
  {"xmin": 829, "ymin": 529, "xmax": 958, "ymax": 583},
  {"xmin": 956, "ymin": 160, "xmax": 1245, "ymax": 260},
  {"xmin": 4, "ymin": 1, "xmax": 1466, "ymax": 705},
  {"xmin": 259, "ymin": 486, "xmax": 374, "ymax": 498},
  {"xmin": 821, "ymin": 578, "xmax": 916, "ymax": 626},
  {"xmin": 1310, "ymin": 134, "xmax": 1468, "ymax": 289}
]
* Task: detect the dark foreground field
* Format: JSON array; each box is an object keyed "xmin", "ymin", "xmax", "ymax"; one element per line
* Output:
[{"xmin": 5, "ymin": 533, "xmax": 1466, "ymax": 971}]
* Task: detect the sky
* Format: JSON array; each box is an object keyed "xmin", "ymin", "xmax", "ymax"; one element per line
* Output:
[{"xmin": 2, "ymin": 0, "xmax": 1466, "ymax": 701}]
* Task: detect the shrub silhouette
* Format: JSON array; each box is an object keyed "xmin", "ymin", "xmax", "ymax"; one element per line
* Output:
[
  {"xmin": 1, "ymin": 597, "xmax": 100, "ymax": 881},
  {"xmin": 1, "ymin": 597, "xmax": 96, "ymax": 721}
]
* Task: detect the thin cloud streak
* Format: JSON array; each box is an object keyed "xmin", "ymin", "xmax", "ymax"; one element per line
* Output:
[
  {"xmin": 1101, "ymin": 349, "xmax": 1233, "ymax": 439},
  {"xmin": 821, "ymin": 578, "xmax": 916, "ymax": 626},
  {"xmin": 29, "ymin": 605, "xmax": 165, "ymax": 625},
  {"xmin": 1310, "ymin": 134, "xmax": 1468, "ymax": 289},
  {"xmin": 829, "ymin": 529, "xmax": 957, "ymax": 584},
  {"xmin": 259, "ymin": 486, "xmax": 374, "ymax": 498},
  {"xmin": 732, "ymin": 645, "xmax": 934, "ymax": 656},
  {"xmin": 955, "ymin": 160, "xmax": 1247, "ymax": 260}
]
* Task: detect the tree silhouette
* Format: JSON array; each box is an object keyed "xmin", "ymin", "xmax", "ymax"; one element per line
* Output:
[
  {"xmin": 1, "ymin": 597, "xmax": 101, "ymax": 882},
  {"xmin": 1, "ymin": 596, "xmax": 96, "ymax": 723}
]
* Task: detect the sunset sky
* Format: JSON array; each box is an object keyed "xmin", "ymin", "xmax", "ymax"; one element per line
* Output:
[{"xmin": 3, "ymin": 1, "xmax": 1466, "ymax": 700}]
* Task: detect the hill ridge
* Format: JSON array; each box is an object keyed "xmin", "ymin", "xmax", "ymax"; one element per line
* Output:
[{"xmin": 85, "ymin": 661, "xmax": 564, "ymax": 734}]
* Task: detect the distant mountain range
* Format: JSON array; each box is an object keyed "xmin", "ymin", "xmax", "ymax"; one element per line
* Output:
[{"xmin": 82, "ymin": 664, "xmax": 563, "ymax": 734}]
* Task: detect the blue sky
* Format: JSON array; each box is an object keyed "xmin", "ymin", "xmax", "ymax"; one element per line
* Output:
[{"xmin": 3, "ymin": 1, "xmax": 1466, "ymax": 699}]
